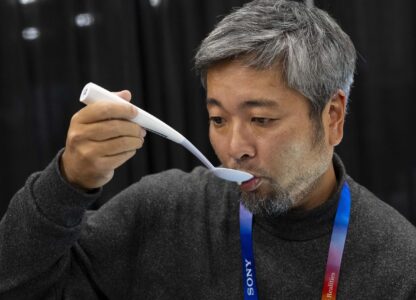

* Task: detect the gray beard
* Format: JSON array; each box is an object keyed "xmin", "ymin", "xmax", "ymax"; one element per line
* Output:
[
  {"xmin": 240, "ymin": 170, "xmax": 324, "ymax": 216},
  {"xmin": 238, "ymin": 124, "xmax": 331, "ymax": 216},
  {"xmin": 240, "ymin": 182, "xmax": 293, "ymax": 216}
]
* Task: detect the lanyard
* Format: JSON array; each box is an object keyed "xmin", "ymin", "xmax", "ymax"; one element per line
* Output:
[{"xmin": 239, "ymin": 182, "xmax": 351, "ymax": 300}]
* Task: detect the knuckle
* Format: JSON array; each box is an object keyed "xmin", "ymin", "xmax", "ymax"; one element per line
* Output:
[
  {"xmin": 67, "ymin": 130, "xmax": 80, "ymax": 144},
  {"xmin": 136, "ymin": 137, "xmax": 145, "ymax": 149},
  {"xmin": 128, "ymin": 104, "xmax": 137, "ymax": 117},
  {"xmin": 70, "ymin": 112, "xmax": 80, "ymax": 124},
  {"xmin": 136, "ymin": 125, "xmax": 145, "ymax": 138},
  {"xmin": 126, "ymin": 150, "xmax": 137, "ymax": 160},
  {"xmin": 66, "ymin": 134, "xmax": 82, "ymax": 154},
  {"xmin": 140, "ymin": 127, "xmax": 147, "ymax": 138},
  {"xmin": 103, "ymin": 171, "xmax": 115, "ymax": 183},
  {"xmin": 78, "ymin": 147, "xmax": 94, "ymax": 162},
  {"xmin": 120, "ymin": 150, "xmax": 136, "ymax": 164}
]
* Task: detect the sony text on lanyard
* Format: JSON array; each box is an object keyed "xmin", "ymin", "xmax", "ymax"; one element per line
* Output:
[{"xmin": 239, "ymin": 182, "xmax": 351, "ymax": 300}]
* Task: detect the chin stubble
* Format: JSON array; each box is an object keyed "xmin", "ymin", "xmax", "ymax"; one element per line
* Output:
[
  {"xmin": 240, "ymin": 181, "xmax": 293, "ymax": 216},
  {"xmin": 240, "ymin": 161, "xmax": 328, "ymax": 216},
  {"xmin": 240, "ymin": 127, "xmax": 331, "ymax": 216}
]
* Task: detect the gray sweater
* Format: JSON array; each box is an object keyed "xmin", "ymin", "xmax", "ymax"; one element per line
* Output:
[{"xmin": 0, "ymin": 153, "xmax": 415, "ymax": 299}]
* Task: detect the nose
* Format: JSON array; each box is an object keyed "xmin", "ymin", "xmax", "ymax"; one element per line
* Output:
[{"xmin": 227, "ymin": 124, "xmax": 256, "ymax": 163}]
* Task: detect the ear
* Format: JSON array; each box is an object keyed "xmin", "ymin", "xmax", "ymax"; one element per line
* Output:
[{"xmin": 324, "ymin": 89, "xmax": 347, "ymax": 146}]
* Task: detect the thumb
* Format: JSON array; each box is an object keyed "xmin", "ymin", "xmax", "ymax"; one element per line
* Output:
[{"xmin": 115, "ymin": 90, "xmax": 132, "ymax": 102}]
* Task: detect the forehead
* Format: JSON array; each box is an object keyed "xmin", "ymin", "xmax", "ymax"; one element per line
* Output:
[
  {"xmin": 206, "ymin": 59, "xmax": 307, "ymax": 110},
  {"xmin": 206, "ymin": 59, "xmax": 283, "ymax": 89}
]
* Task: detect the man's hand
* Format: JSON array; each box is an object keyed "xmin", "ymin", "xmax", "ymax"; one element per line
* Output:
[{"xmin": 61, "ymin": 90, "xmax": 146, "ymax": 190}]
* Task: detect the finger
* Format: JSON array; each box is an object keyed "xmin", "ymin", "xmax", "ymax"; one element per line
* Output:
[
  {"xmin": 83, "ymin": 120, "xmax": 146, "ymax": 141},
  {"xmin": 74, "ymin": 101, "xmax": 138, "ymax": 124},
  {"xmin": 115, "ymin": 90, "xmax": 132, "ymax": 102},
  {"xmin": 95, "ymin": 136, "xmax": 144, "ymax": 157},
  {"xmin": 98, "ymin": 150, "xmax": 137, "ymax": 170}
]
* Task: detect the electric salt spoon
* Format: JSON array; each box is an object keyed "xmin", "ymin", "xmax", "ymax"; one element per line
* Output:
[{"xmin": 79, "ymin": 82, "xmax": 253, "ymax": 184}]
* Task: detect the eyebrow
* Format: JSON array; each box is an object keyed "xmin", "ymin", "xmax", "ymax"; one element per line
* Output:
[{"xmin": 206, "ymin": 98, "xmax": 278, "ymax": 109}]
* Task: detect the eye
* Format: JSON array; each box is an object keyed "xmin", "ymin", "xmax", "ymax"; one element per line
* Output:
[
  {"xmin": 209, "ymin": 116, "xmax": 225, "ymax": 127},
  {"xmin": 251, "ymin": 117, "xmax": 274, "ymax": 126}
]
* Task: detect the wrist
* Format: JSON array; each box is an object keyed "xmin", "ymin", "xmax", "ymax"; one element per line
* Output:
[{"xmin": 59, "ymin": 151, "xmax": 98, "ymax": 193}]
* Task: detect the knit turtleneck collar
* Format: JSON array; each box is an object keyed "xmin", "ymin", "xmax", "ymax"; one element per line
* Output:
[{"xmin": 253, "ymin": 153, "xmax": 347, "ymax": 241}]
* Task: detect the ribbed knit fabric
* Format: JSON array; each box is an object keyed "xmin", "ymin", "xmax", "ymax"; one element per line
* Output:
[{"xmin": 1, "ymin": 152, "xmax": 415, "ymax": 299}]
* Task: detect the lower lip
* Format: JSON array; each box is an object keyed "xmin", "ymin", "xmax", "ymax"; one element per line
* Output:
[{"xmin": 240, "ymin": 177, "xmax": 261, "ymax": 192}]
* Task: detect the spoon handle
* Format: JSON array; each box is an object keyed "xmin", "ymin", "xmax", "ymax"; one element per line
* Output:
[
  {"xmin": 79, "ymin": 82, "xmax": 215, "ymax": 170},
  {"xmin": 80, "ymin": 82, "xmax": 184, "ymax": 143},
  {"xmin": 180, "ymin": 138, "xmax": 215, "ymax": 170}
]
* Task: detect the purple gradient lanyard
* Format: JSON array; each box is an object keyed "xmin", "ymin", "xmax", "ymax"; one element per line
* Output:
[{"xmin": 239, "ymin": 182, "xmax": 351, "ymax": 300}]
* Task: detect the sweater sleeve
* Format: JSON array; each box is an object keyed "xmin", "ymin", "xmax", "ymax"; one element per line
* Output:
[{"xmin": 0, "ymin": 151, "xmax": 101, "ymax": 299}]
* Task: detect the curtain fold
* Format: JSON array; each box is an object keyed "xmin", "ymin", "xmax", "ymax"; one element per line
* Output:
[{"xmin": 1, "ymin": 0, "xmax": 415, "ymax": 224}]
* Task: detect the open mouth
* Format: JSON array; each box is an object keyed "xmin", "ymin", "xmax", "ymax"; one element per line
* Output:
[{"xmin": 240, "ymin": 177, "xmax": 262, "ymax": 192}]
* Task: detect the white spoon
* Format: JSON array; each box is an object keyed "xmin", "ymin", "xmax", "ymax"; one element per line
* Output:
[{"xmin": 79, "ymin": 82, "xmax": 253, "ymax": 183}]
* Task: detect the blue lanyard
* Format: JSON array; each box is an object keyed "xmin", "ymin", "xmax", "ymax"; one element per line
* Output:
[
  {"xmin": 239, "ymin": 182, "xmax": 351, "ymax": 300},
  {"xmin": 240, "ymin": 203, "xmax": 260, "ymax": 298}
]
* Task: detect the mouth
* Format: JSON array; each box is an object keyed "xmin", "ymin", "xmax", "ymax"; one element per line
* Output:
[{"xmin": 240, "ymin": 177, "xmax": 262, "ymax": 192}]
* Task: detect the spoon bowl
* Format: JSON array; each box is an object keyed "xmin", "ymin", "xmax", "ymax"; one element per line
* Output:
[
  {"xmin": 210, "ymin": 167, "xmax": 253, "ymax": 183},
  {"xmin": 80, "ymin": 83, "xmax": 253, "ymax": 184}
]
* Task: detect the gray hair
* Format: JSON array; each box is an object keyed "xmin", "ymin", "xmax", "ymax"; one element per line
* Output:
[{"xmin": 195, "ymin": 0, "xmax": 357, "ymax": 118}]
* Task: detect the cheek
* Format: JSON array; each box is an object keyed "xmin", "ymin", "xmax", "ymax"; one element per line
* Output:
[
  {"xmin": 260, "ymin": 127, "xmax": 293, "ymax": 151},
  {"xmin": 259, "ymin": 128, "xmax": 310, "ymax": 165},
  {"xmin": 209, "ymin": 130, "xmax": 225, "ymax": 158}
]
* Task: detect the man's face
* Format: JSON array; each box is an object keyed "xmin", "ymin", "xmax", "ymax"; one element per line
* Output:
[{"xmin": 206, "ymin": 60, "xmax": 335, "ymax": 215}]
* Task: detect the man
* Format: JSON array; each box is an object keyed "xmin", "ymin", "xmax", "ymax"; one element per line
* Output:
[{"xmin": 1, "ymin": 0, "xmax": 415, "ymax": 299}]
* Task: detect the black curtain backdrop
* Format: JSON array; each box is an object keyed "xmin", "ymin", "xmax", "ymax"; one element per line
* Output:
[{"xmin": 0, "ymin": 0, "xmax": 415, "ymax": 225}]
